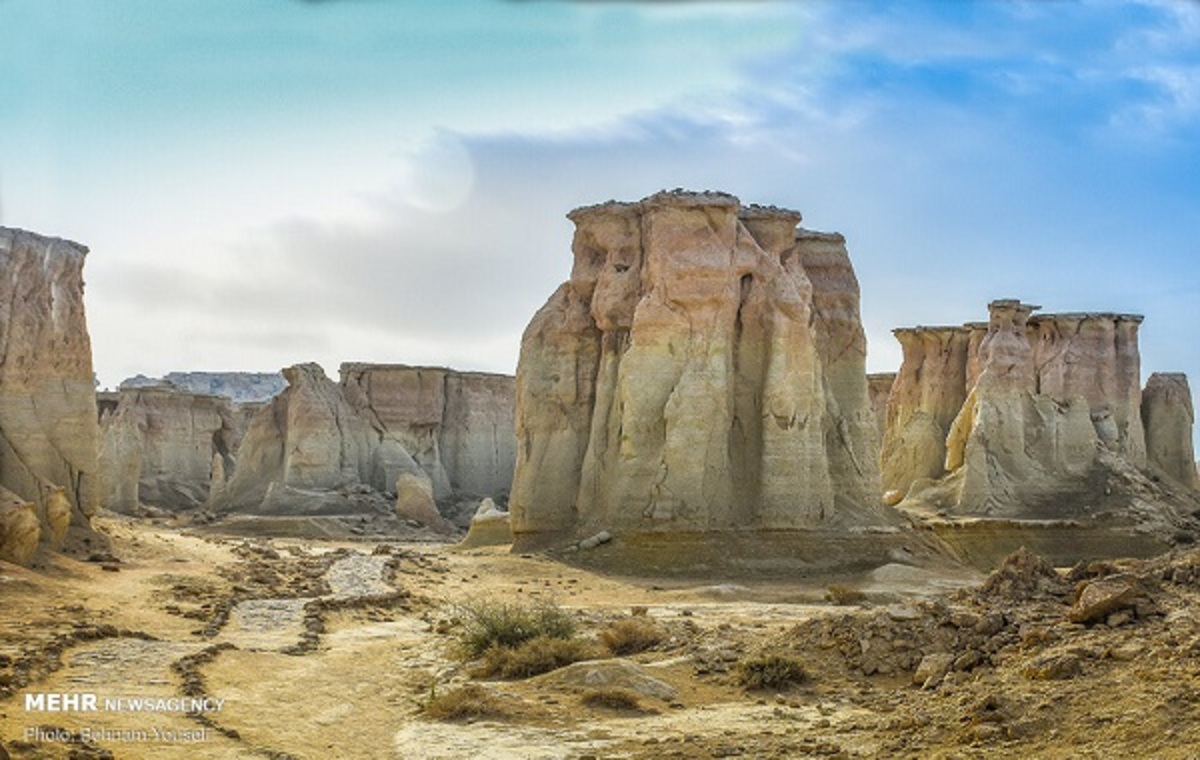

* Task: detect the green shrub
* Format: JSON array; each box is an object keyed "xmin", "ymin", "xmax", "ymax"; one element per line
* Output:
[
  {"xmin": 422, "ymin": 684, "xmax": 508, "ymax": 721},
  {"xmin": 599, "ymin": 617, "xmax": 665, "ymax": 656},
  {"xmin": 454, "ymin": 599, "xmax": 577, "ymax": 658},
  {"xmin": 475, "ymin": 636, "xmax": 600, "ymax": 679},
  {"xmin": 735, "ymin": 653, "xmax": 808, "ymax": 691},
  {"xmin": 580, "ymin": 687, "xmax": 643, "ymax": 711}
]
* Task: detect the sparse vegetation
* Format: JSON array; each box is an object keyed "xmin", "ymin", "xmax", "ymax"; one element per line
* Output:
[
  {"xmin": 422, "ymin": 684, "xmax": 509, "ymax": 721},
  {"xmin": 454, "ymin": 599, "xmax": 578, "ymax": 658},
  {"xmin": 735, "ymin": 653, "xmax": 808, "ymax": 691},
  {"xmin": 580, "ymin": 687, "xmax": 643, "ymax": 711},
  {"xmin": 599, "ymin": 616, "xmax": 664, "ymax": 655},
  {"xmin": 824, "ymin": 584, "xmax": 867, "ymax": 606},
  {"xmin": 475, "ymin": 635, "xmax": 600, "ymax": 679}
]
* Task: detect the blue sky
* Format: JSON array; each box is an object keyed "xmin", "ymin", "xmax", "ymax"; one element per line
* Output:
[{"xmin": 2, "ymin": 0, "xmax": 1198, "ymax": 432}]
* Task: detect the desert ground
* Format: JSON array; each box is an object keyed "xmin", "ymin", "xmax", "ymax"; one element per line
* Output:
[{"xmin": 2, "ymin": 517, "xmax": 1198, "ymax": 759}]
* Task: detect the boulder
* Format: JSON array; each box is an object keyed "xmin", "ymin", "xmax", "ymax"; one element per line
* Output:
[
  {"xmin": 0, "ymin": 486, "xmax": 40, "ymax": 565},
  {"xmin": 1068, "ymin": 576, "xmax": 1139, "ymax": 624},
  {"xmin": 396, "ymin": 471, "xmax": 450, "ymax": 532},
  {"xmin": 457, "ymin": 498, "xmax": 513, "ymax": 548}
]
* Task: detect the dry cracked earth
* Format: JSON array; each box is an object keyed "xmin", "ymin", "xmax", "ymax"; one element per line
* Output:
[{"xmin": 1, "ymin": 515, "xmax": 1199, "ymax": 759}]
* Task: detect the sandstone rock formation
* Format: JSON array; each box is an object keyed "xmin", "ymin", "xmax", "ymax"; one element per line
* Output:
[
  {"xmin": 0, "ymin": 486, "xmax": 40, "ymax": 565},
  {"xmin": 510, "ymin": 191, "xmax": 899, "ymax": 560},
  {"xmin": 99, "ymin": 384, "xmax": 248, "ymax": 512},
  {"xmin": 882, "ymin": 300, "xmax": 1198, "ymax": 525},
  {"xmin": 1142, "ymin": 372, "xmax": 1198, "ymax": 489},
  {"xmin": 208, "ymin": 363, "xmax": 410, "ymax": 515},
  {"xmin": 205, "ymin": 362, "xmax": 513, "ymax": 530},
  {"xmin": 0, "ymin": 228, "xmax": 102, "ymax": 557},
  {"xmin": 340, "ymin": 364, "xmax": 516, "ymax": 501},
  {"xmin": 867, "ymin": 373, "xmax": 896, "ymax": 445}
]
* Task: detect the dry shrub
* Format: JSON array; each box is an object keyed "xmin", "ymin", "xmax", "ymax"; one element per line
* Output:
[
  {"xmin": 423, "ymin": 684, "xmax": 508, "ymax": 721},
  {"xmin": 599, "ymin": 617, "xmax": 664, "ymax": 655},
  {"xmin": 580, "ymin": 687, "xmax": 643, "ymax": 711},
  {"xmin": 455, "ymin": 599, "xmax": 577, "ymax": 658},
  {"xmin": 735, "ymin": 653, "xmax": 808, "ymax": 691},
  {"xmin": 475, "ymin": 635, "xmax": 600, "ymax": 679},
  {"xmin": 824, "ymin": 584, "xmax": 867, "ymax": 606}
]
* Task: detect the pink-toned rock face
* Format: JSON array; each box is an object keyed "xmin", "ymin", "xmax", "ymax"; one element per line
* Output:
[
  {"xmin": 884, "ymin": 299, "xmax": 1184, "ymax": 521},
  {"xmin": 510, "ymin": 191, "xmax": 890, "ymax": 548},
  {"xmin": 1142, "ymin": 372, "xmax": 1198, "ymax": 489},
  {"xmin": 0, "ymin": 228, "xmax": 101, "ymax": 551}
]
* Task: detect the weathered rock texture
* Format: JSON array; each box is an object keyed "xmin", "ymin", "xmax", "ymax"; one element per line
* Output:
[
  {"xmin": 207, "ymin": 363, "xmax": 515, "ymax": 526},
  {"xmin": 0, "ymin": 228, "xmax": 101, "ymax": 557},
  {"xmin": 867, "ymin": 373, "xmax": 896, "ymax": 445},
  {"xmin": 510, "ymin": 191, "xmax": 896, "ymax": 553},
  {"xmin": 99, "ymin": 385, "xmax": 248, "ymax": 512},
  {"xmin": 1142, "ymin": 373, "xmax": 1198, "ymax": 489},
  {"xmin": 882, "ymin": 300, "xmax": 1198, "ymax": 523},
  {"xmin": 340, "ymin": 364, "xmax": 516, "ymax": 501}
]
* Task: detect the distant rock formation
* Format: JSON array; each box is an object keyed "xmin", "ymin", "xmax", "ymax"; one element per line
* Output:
[
  {"xmin": 1142, "ymin": 373, "xmax": 1198, "ymax": 489},
  {"xmin": 0, "ymin": 228, "xmax": 102, "ymax": 560},
  {"xmin": 867, "ymin": 373, "xmax": 896, "ymax": 446},
  {"xmin": 207, "ymin": 363, "xmax": 515, "ymax": 528},
  {"xmin": 510, "ymin": 191, "xmax": 903, "ymax": 562},
  {"xmin": 881, "ymin": 300, "xmax": 1197, "ymax": 524},
  {"xmin": 458, "ymin": 497, "xmax": 513, "ymax": 548},
  {"xmin": 99, "ymin": 385, "xmax": 249, "ymax": 512},
  {"xmin": 340, "ymin": 364, "xmax": 516, "ymax": 501},
  {"xmin": 120, "ymin": 371, "xmax": 286, "ymax": 403}
]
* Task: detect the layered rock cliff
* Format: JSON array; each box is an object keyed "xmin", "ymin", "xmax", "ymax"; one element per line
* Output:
[
  {"xmin": 340, "ymin": 364, "xmax": 516, "ymax": 501},
  {"xmin": 99, "ymin": 385, "xmax": 248, "ymax": 512},
  {"xmin": 207, "ymin": 363, "xmax": 515, "ymax": 525},
  {"xmin": 882, "ymin": 300, "xmax": 1197, "ymax": 523},
  {"xmin": 510, "ymin": 191, "xmax": 896, "ymax": 553},
  {"xmin": 0, "ymin": 228, "xmax": 102, "ymax": 558}
]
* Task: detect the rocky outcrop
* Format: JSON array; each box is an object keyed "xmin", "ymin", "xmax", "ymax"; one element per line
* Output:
[
  {"xmin": 510, "ymin": 191, "xmax": 899, "ymax": 557},
  {"xmin": 0, "ymin": 228, "xmax": 101, "ymax": 557},
  {"xmin": 99, "ymin": 385, "xmax": 248, "ymax": 512},
  {"xmin": 0, "ymin": 486, "xmax": 40, "ymax": 565},
  {"xmin": 458, "ymin": 497, "xmax": 513, "ymax": 548},
  {"xmin": 1142, "ymin": 373, "xmax": 1198, "ymax": 489},
  {"xmin": 867, "ymin": 373, "xmax": 896, "ymax": 445},
  {"xmin": 882, "ymin": 300, "xmax": 1198, "ymax": 529},
  {"xmin": 340, "ymin": 364, "xmax": 516, "ymax": 500},
  {"xmin": 208, "ymin": 363, "xmax": 412, "ymax": 515},
  {"xmin": 120, "ymin": 372, "xmax": 286, "ymax": 403}
]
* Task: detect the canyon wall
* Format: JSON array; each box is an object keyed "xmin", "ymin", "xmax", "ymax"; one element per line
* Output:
[
  {"xmin": 0, "ymin": 228, "xmax": 101, "ymax": 559},
  {"xmin": 99, "ymin": 385, "xmax": 248, "ymax": 512},
  {"xmin": 207, "ymin": 363, "xmax": 515, "ymax": 521},
  {"xmin": 510, "ymin": 191, "xmax": 895, "ymax": 550},
  {"xmin": 881, "ymin": 300, "xmax": 1196, "ymax": 520}
]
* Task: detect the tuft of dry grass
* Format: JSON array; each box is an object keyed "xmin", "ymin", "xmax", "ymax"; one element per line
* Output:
[
  {"xmin": 735, "ymin": 653, "xmax": 808, "ymax": 691},
  {"xmin": 422, "ymin": 684, "xmax": 509, "ymax": 721},
  {"xmin": 454, "ymin": 599, "xmax": 577, "ymax": 658},
  {"xmin": 580, "ymin": 687, "xmax": 643, "ymax": 711},
  {"xmin": 824, "ymin": 584, "xmax": 867, "ymax": 606},
  {"xmin": 474, "ymin": 635, "xmax": 601, "ymax": 679},
  {"xmin": 599, "ymin": 617, "xmax": 665, "ymax": 656}
]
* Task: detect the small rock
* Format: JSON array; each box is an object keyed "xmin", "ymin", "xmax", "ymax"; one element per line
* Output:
[
  {"xmin": 1069, "ymin": 576, "xmax": 1138, "ymax": 624},
  {"xmin": 913, "ymin": 653, "xmax": 955, "ymax": 689},
  {"xmin": 1023, "ymin": 653, "xmax": 1082, "ymax": 680}
]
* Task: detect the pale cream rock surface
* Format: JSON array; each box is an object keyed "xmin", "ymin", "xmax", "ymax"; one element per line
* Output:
[
  {"xmin": 99, "ymin": 385, "xmax": 248, "ymax": 512},
  {"xmin": 1142, "ymin": 372, "xmax": 1198, "ymax": 489},
  {"xmin": 0, "ymin": 228, "xmax": 101, "ymax": 552},
  {"xmin": 340, "ymin": 364, "xmax": 516, "ymax": 501},
  {"xmin": 458, "ymin": 497, "xmax": 513, "ymax": 548},
  {"xmin": 395, "ymin": 471, "xmax": 450, "ymax": 532},
  {"xmin": 867, "ymin": 373, "xmax": 896, "ymax": 446},
  {"xmin": 510, "ymin": 191, "xmax": 896, "ymax": 548}
]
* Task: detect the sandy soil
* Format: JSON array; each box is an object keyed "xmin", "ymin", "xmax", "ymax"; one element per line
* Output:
[{"xmin": 1, "ymin": 515, "xmax": 1198, "ymax": 759}]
